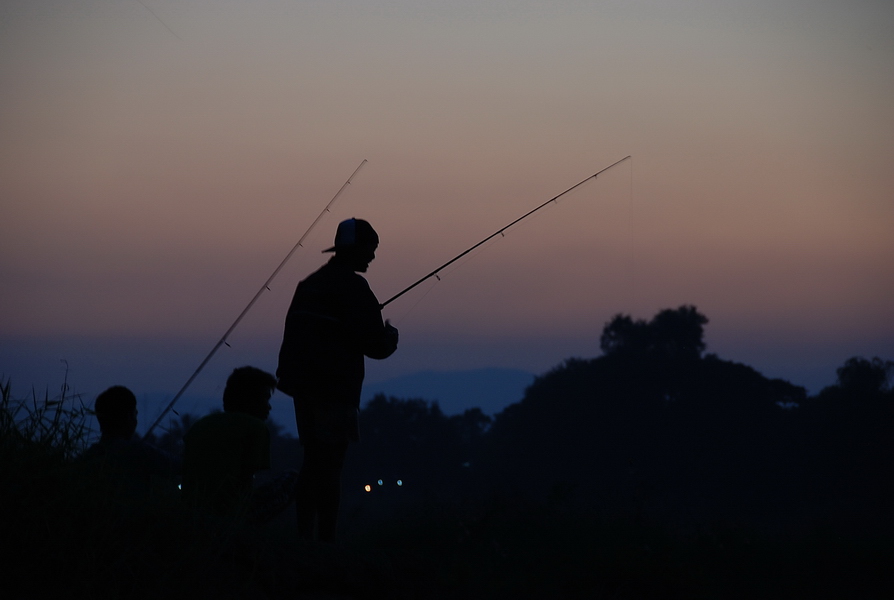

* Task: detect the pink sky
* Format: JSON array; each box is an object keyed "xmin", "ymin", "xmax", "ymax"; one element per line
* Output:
[{"xmin": 2, "ymin": 1, "xmax": 892, "ymax": 414}]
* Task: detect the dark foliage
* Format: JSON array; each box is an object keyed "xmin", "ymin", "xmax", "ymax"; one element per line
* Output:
[
  {"xmin": 4, "ymin": 305, "xmax": 893, "ymax": 598},
  {"xmin": 335, "ymin": 306, "xmax": 892, "ymax": 538},
  {"xmin": 480, "ymin": 308, "xmax": 892, "ymax": 532},
  {"xmin": 341, "ymin": 395, "xmax": 492, "ymax": 524},
  {"xmin": 830, "ymin": 356, "xmax": 893, "ymax": 398},
  {"xmin": 600, "ymin": 305, "xmax": 708, "ymax": 360}
]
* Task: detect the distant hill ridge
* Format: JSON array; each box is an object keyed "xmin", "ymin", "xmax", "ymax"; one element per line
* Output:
[{"xmin": 362, "ymin": 367, "xmax": 535, "ymax": 416}]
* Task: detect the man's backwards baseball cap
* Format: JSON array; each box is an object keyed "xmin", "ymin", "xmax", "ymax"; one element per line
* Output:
[{"xmin": 323, "ymin": 218, "xmax": 379, "ymax": 253}]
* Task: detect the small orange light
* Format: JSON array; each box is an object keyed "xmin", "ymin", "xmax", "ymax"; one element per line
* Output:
[{"xmin": 364, "ymin": 484, "xmax": 372, "ymax": 492}]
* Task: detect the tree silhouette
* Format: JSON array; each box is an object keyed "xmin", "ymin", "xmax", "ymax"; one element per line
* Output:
[
  {"xmin": 482, "ymin": 306, "xmax": 843, "ymax": 515},
  {"xmin": 649, "ymin": 305, "xmax": 708, "ymax": 359},
  {"xmin": 600, "ymin": 305, "xmax": 708, "ymax": 360},
  {"xmin": 599, "ymin": 314, "xmax": 647, "ymax": 356},
  {"xmin": 835, "ymin": 356, "xmax": 893, "ymax": 397}
]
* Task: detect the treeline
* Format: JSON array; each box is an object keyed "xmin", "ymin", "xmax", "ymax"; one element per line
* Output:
[
  {"xmin": 340, "ymin": 306, "xmax": 894, "ymax": 529},
  {"xmin": 4, "ymin": 307, "xmax": 892, "ymax": 598},
  {"xmin": 144, "ymin": 306, "xmax": 891, "ymax": 529}
]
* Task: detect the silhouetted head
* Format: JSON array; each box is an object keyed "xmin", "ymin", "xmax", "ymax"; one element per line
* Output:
[
  {"xmin": 94, "ymin": 386, "xmax": 138, "ymax": 440},
  {"xmin": 324, "ymin": 218, "xmax": 379, "ymax": 272},
  {"xmin": 222, "ymin": 366, "xmax": 276, "ymax": 420}
]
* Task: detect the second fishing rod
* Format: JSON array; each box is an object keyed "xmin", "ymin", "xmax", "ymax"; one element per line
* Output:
[{"xmin": 380, "ymin": 155, "xmax": 631, "ymax": 310}]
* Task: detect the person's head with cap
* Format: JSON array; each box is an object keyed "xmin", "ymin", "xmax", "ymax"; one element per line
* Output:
[{"xmin": 325, "ymin": 218, "xmax": 379, "ymax": 272}]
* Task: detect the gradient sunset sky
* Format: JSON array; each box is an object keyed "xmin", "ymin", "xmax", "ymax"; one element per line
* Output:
[{"xmin": 2, "ymin": 1, "xmax": 892, "ymax": 421}]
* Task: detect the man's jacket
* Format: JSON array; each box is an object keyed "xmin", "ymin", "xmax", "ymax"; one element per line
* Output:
[{"xmin": 276, "ymin": 256, "xmax": 397, "ymax": 407}]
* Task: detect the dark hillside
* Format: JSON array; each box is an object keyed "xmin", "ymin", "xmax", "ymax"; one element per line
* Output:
[
  {"xmin": 4, "ymin": 309, "xmax": 892, "ymax": 598},
  {"xmin": 481, "ymin": 307, "xmax": 892, "ymax": 529}
]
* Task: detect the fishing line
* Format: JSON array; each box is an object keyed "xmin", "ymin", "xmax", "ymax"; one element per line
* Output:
[
  {"xmin": 144, "ymin": 160, "xmax": 368, "ymax": 438},
  {"xmin": 434, "ymin": 232, "xmax": 505, "ymax": 278},
  {"xmin": 387, "ymin": 277, "xmax": 439, "ymax": 327},
  {"xmin": 387, "ymin": 227, "xmax": 506, "ymax": 326},
  {"xmin": 380, "ymin": 156, "xmax": 631, "ymax": 311},
  {"xmin": 133, "ymin": 0, "xmax": 182, "ymax": 41},
  {"xmin": 390, "ymin": 231, "xmax": 497, "ymax": 323},
  {"xmin": 625, "ymin": 157, "xmax": 636, "ymax": 314}
]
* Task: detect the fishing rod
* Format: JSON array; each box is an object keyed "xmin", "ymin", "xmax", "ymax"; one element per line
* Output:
[
  {"xmin": 380, "ymin": 155, "xmax": 631, "ymax": 309},
  {"xmin": 144, "ymin": 160, "xmax": 368, "ymax": 438}
]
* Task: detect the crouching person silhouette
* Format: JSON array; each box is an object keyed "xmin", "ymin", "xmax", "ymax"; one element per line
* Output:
[{"xmin": 181, "ymin": 366, "xmax": 298, "ymax": 523}]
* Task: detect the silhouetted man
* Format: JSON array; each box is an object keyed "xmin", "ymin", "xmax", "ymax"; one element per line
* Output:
[
  {"xmin": 82, "ymin": 385, "xmax": 181, "ymax": 495},
  {"xmin": 277, "ymin": 218, "xmax": 399, "ymax": 542},
  {"xmin": 181, "ymin": 366, "xmax": 297, "ymax": 522}
]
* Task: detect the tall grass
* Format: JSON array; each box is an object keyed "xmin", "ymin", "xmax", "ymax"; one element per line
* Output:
[{"xmin": 0, "ymin": 376, "xmax": 93, "ymax": 460}]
